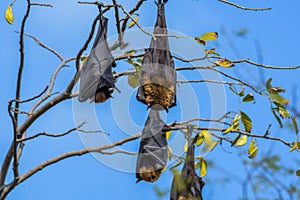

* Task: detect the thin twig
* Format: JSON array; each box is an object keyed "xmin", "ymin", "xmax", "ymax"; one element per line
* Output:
[
  {"xmin": 30, "ymin": 2, "xmax": 53, "ymax": 7},
  {"xmin": 17, "ymin": 122, "xmax": 87, "ymax": 142},
  {"xmin": 233, "ymin": 59, "xmax": 300, "ymax": 70},
  {"xmin": 217, "ymin": 0, "xmax": 271, "ymax": 11},
  {"xmin": 19, "ymin": 32, "xmax": 64, "ymax": 61},
  {"xmin": 99, "ymin": 150, "xmax": 137, "ymax": 155}
]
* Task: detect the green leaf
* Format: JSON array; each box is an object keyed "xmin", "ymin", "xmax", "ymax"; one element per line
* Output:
[
  {"xmin": 243, "ymin": 93, "xmax": 255, "ymax": 102},
  {"xmin": 128, "ymin": 74, "xmax": 139, "ymax": 88},
  {"xmin": 240, "ymin": 111, "xmax": 252, "ymax": 132},
  {"xmin": 231, "ymin": 134, "xmax": 241, "ymax": 146},
  {"xmin": 276, "ymin": 103, "xmax": 290, "ymax": 118},
  {"xmin": 5, "ymin": 5, "xmax": 14, "ymax": 25},
  {"xmin": 170, "ymin": 160, "xmax": 183, "ymax": 170},
  {"xmin": 266, "ymin": 78, "xmax": 273, "ymax": 93},
  {"xmin": 296, "ymin": 170, "xmax": 300, "ymax": 177},
  {"xmin": 292, "ymin": 116, "xmax": 299, "ymax": 134},
  {"xmin": 271, "ymin": 108, "xmax": 283, "ymax": 128},
  {"xmin": 270, "ymin": 93, "xmax": 290, "ymax": 105},
  {"xmin": 200, "ymin": 158, "xmax": 207, "ymax": 177},
  {"xmin": 200, "ymin": 32, "xmax": 218, "ymax": 41},
  {"xmin": 214, "ymin": 58, "xmax": 234, "ymax": 68},
  {"xmin": 167, "ymin": 146, "xmax": 173, "ymax": 161}
]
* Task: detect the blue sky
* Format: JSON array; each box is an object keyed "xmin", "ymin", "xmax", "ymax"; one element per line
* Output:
[{"xmin": 1, "ymin": 0, "xmax": 300, "ymax": 199}]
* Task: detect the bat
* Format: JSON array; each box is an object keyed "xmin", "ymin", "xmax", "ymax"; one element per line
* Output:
[
  {"xmin": 136, "ymin": 0, "xmax": 176, "ymax": 112},
  {"xmin": 170, "ymin": 132, "xmax": 205, "ymax": 200},
  {"xmin": 78, "ymin": 15, "xmax": 116, "ymax": 103},
  {"xmin": 136, "ymin": 109, "xmax": 169, "ymax": 183}
]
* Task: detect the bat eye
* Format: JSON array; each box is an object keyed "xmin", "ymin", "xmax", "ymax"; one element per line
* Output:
[{"xmin": 149, "ymin": 175, "xmax": 157, "ymax": 182}]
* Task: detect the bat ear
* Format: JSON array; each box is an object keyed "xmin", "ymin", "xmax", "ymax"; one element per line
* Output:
[{"xmin": 136, "ymin": 178, "xmax": 143, "ymax": 184}]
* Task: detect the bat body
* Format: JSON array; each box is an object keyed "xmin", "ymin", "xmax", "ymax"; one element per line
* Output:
[
  {"xmin": 136, "ymin": 109, "xmax": 169, "ymax": 183},
  {"xmin": 136, "ymin": 1, "xmax": 176, "ymax": 112},
  {"xmin": 170, "ymin": 134, "xmax": 205, "ymax": 200},
  {"xmin": 78, "ymin": 16, "xmax": 116, "ymax": 103}
]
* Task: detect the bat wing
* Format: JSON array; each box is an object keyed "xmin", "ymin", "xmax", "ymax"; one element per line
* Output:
[
  {"xmin": 137, "ymin": 1, "xmax": 176, "ymax": 111},
  {"xmin": 170, "ymin": 134, "xmax": 205, "ymax": 200},
  {"xmin": 136, "ymin": 109, "xmax": 168, "ymax": 182},
  {"xmin": 78, "ymin": 16, "xmax": 115, "ymax": 103}
]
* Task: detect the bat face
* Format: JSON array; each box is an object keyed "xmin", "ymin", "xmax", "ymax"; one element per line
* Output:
[
  {"xmin": 138, "ymin": 166, "xmax": 162, "ymax": 182},
  {"xmin": 92, "ymin": 86, "xmax": 113, "ymax": 103}
]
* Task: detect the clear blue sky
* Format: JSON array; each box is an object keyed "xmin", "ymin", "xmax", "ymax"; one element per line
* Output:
[{"xmin": 1, "ymin": 0, "xmax": 300, "ymax": 199}]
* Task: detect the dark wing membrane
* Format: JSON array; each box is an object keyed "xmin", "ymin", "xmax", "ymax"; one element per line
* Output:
[
  {"xmin": 170, "ymin": 134, "xmax": 205, "ymax": 200},
  {"xmin": 78, "ymin": 16, "xmax": 115, "ymax": 103},
  {"xmin": 136, "ymin": 1, "xmax": 176, "ymax": 111},
  {"xmin": 136, "ymin": 109, "xmax": 168, "ymax": 183}
]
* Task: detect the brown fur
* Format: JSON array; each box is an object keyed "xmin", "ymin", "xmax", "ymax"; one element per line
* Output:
[
  {"xmin": 143, "ymin": 83, "xmax": 174, "ymax": 107},
  {"xmin": 139, "ymin": 166, "xmax": 162, "ymax": 182},
  {"xmin": 93, "ymin": 92, "xmax": 108, "ymax": 103}
]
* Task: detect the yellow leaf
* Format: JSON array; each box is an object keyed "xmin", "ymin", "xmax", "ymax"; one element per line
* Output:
[
  {"xmin": 184, "ymin": 140, "xmax": 188, "ymax": 153},
  {"xmin": 167, "ymin": 146, "xmax": 173, "ymax": 160},
  {"xmin": 296, "ymin": 170, "xmax": 300, "ymax": 177},
  {"xmin": 161, "ymin": 166, "xmax": 167, "ymax": 173},
  {"xmin": 195, "ymin": 133, "xmax": 204, "ymax": 146},
  {"xmin": 208, "ymin": 140, "xmax": 219, "ymax": 152},
  {"xmin": 249, "ymin": 147, "xmax": 258, "ymax": 159},
  {"xmin": 200, "ymin": 158, "xmax": 207, "ymax": 177},
  {"xmin": 128, "ymin": 16, "xmax": 138, "ymax": 28},
  {"xmin": 166, "ymin": 130, "xmax": 172, "ymax": 140},
  {"xmin": 215, "ymin": 58, "xmax": 234, "ymax": 68},
  {"xmin": 223, "ymin": 114, "xmax": 240, "ymax": 134},
  {"xmin": 202, "ymin": 130, "xmax": 212, "ymax": 146},
  {"xmin": 5, "ymin": 5, "xmax": 14, "ymax": 25},
  {"xmin": 236, "ymin": 135, "xmax": 247, "ymax": 146},
  {"xmin": 200, "ymin": 32, "xmax": 218, "ymax": 41},
  {"xmin": 205, "ymin": 48, "xmax": 220, "ymax": 56},
  {"xmin": 248, "ymin": 139, "xmax": 258, "ymax": 159},
  {"xmin": 290, "ymin": 142, "xmax": 300, "ymax": 152}
]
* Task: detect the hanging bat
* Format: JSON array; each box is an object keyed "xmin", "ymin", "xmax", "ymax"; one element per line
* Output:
[
  {"xmin": 136, "ymin": 0, "xmax": 176, "ymax": 112},
  {"xmin": 136, "ymin": 109, "xmax": 169, "ymax": 183},
  {"xmin": 170, "ymin": 131, "xmax": 205, "ymax": 200},
  {"xmin": 78, "ymin": 15, "xmax": 116, "ymax": 103}
]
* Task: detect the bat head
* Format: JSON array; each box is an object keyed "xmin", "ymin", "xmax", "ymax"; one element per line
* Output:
[
  {"xmin": 138, "ymin": 166, "xmax": 162, "ymax": 183},
  {"xmin": 92, "ymin": 86, "xmax": 114, "ymax": 103}
]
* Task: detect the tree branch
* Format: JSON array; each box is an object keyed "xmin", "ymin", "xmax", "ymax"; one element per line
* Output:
[{"xmin": 217, "ymin": 0, "xmax": 271, "ymax": 11}]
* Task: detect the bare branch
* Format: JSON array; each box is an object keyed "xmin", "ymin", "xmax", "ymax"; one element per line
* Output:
[
  {"xmin": 177, "ymin": 79, "xmax": 242, "ymax": 86},
  {"xmin": 1, "ymin": 0, "xmax": 31, "ymax": 188},
  {"xmin": 30, "ymin": 57, "xmax": 75, "ymax": 112},
  {"xmin": 99, "ymin": 150, "xmax": 137, "ymax": 155},
  {"xmin": 19, "ymin": 134, "xmax": 139, "ymax": 185},
  {"xmin": 30, "ymin": 2, "xmax": 53, "ymax": 7},
  {"xmin": 233, "ymin": 59, "xmax": 300, "ymax": 70},
  {"xmin": 19, "ymin": 32, "xmax": 63, "ymax": 60},
  {"xmin": 121, "ymin": 0, "xmax": 147, "ymax": 33},
  {"xmin": 217, "ymin": 0, "xmax": 271, "ymax": 11},
  {"xmin": 17, "ymin": 122, "xmax": 87, "ymax": 142}
]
